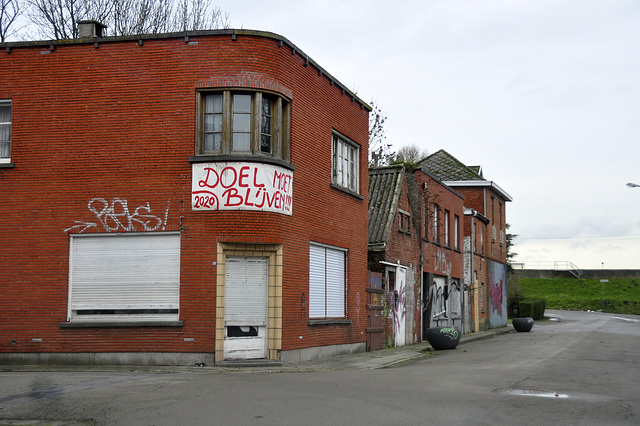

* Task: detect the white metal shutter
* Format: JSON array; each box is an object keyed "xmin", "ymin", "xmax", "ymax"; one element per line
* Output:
[
  {"xmin": 325, "ymin": 248, "xmax": 345, "ymax": 317},
  {"xmin": 309, "ymin": 244, "xmax": 345, "ymax": 318},
  {"xmin": 69, "ymin": 233, "xmax": 180, "ymax": 314},
  {"xmin": 309, "ymin": 245, "xmax": 326, "ymax": 318},
  {"xmin": 225, "ymin": 256, "xmax": 268, "ymax": 325}
]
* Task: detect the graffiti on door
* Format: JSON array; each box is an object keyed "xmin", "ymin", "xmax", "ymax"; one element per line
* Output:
[{"xmin": 427, "ymin": 276, "xmax": 461, "ymax": 328}]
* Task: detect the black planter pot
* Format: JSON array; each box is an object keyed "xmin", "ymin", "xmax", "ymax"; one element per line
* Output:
[
  {"xmin": 426, "ymin": 326, "xmax": 461, "ymax": 350},
  {"xmin": 512, "ymin": 317, "xmax": 534, "ymax": 332}
]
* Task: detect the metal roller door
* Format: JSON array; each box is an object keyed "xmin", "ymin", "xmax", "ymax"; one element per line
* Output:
[{"xmin": 68, "ymin": 232, "xmax": 180, "ymax": 320}]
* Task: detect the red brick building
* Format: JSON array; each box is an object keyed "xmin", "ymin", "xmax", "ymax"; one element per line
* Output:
[
  {"xmin": 0, "ymin": 26, "xmax": 370, "ymax": 365},
  {"xmin": 368, "ymin": 165, "xmax": 465, "ymax": 347},
  {"xmin": 420, "ymin": 150, "xmax": 512, "ymax": 331}
]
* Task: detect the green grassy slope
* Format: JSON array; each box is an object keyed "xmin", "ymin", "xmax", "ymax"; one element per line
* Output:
[{"xmin": 519, "ymin": 278, "xmax": 640, "ymax": 315}]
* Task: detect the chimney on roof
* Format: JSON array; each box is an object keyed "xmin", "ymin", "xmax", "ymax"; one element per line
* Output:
[{"xmin": 77, "ymin": 20, "xmax": 107, "ymax": 38}]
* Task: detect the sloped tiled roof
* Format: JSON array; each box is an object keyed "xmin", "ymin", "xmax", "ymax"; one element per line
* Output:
[
  {"xmin": 420, "ymin": 149, "xmax": 484, "ymax": 181},
  {"xmin": 368, "ymin": 165, "xmax": 404, "ymax": 246}
]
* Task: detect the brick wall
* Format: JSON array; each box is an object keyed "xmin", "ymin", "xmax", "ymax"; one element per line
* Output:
[{"xmin": 0, "ymin": 32, "xmax": 369, "ymax": 357}]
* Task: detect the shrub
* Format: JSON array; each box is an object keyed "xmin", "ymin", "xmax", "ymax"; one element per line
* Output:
[{"xmin": 518, "ymin": 298, "xmax": 546, "ymax": 320}]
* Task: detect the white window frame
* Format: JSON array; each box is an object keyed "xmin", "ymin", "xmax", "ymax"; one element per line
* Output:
[
  {"xmin": 332, "ymin": 132, "xmax": 360, "ymax": 193},
  {"xmin": 309, "ymin": 243, "xmax": 346, "ymax": 319},
  {"xmin": 454, "ymin": 214, "xmax": 460, "ymax": 250},
  {"xmin": 0, "ymin": 100, "xmax": 11, "ymax": 164},
  {"xmin": 67, "ymin": 232, "xmax": 181, "ymax": 323},
  {"xmin": 433, "ymin": 204, "xmax": 439, "ymax": 244},
  {"xmin": 444, "ymin": 209, "xmax": 450, "ymax": 247}
]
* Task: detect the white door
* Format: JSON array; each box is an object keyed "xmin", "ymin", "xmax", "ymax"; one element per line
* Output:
[
  {"xmin": 394, "ymin": 266, "xmax": 407, "ymax": 347},
  {"xmin": 224, "ymin": 256, "xmax": 268, "ymax": 360}
]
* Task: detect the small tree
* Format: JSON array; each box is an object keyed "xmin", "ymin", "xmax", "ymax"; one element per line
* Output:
[
  {"xmin": 395, "ymin": 144, "xmax": 428, "ymax": 165},
  {"xmin": 368, "ymin": 100, "xmax": 395, "ymax": 167},
  {"xmin": 0, "ymin": 0, "xmax": 23, "ymax": 42},
  {"xmin": 506, "ymin": 223, "xmax": 518, "ymax": 271}
]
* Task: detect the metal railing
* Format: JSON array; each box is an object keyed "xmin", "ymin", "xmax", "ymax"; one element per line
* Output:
[{"xmin": 512, "ymin": 261, "xmax": 584, "ymax": 278}]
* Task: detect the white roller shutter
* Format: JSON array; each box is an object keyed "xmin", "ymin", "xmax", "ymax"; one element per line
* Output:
[
  {"xmin": 309, "ymin": 244, "xmax": 326, "ymax": 318},
  {"xmin": 225, "ymin": 256, "xmax": 268, "ymax": 325},
  {"xmin": 69, "ymin": 233, "xmax": 180, "ymax": 319},
  {"xmin": 309, "ymin": 243, "xmax": 345, "ymax": 318},
  {"xmin": 325, "ymin": 248, "xmax": 345, "ymax": 317}
]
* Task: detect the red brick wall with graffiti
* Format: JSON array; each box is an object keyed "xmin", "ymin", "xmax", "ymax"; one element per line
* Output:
[{"xmin": 0, "ymin": 32, "xmax": 369, "ymax": 356}]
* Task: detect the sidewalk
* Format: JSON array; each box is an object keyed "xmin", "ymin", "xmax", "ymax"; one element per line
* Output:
[
  {"xmin": 0, "ymin": 327, "xmax": 513, "ymax": 374},
  {"xmin": 216, "ymin": 327, "xmax": 514, "ymax": 373}
]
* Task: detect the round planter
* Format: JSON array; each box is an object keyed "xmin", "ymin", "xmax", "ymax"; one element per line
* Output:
[
  {"xmin": 512, "ymin": 317, "xmax": 534, "ymax": 332},
  {"xmin": 426, "ymin": 326, "xmax": 461, "ymax": 350}
]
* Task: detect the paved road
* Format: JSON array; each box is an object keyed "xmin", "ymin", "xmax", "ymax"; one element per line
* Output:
[{"xmin": 0, "ymin": 310, "xmax": 638, "ymax": 425}]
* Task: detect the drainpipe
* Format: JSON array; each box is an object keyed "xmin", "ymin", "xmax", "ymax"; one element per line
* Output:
[{"xmin": 464, "ymin": 208, "xmax": 478, "ymax": 333}]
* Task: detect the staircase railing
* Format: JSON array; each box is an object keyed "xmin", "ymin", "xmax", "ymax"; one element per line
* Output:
[{"xmin": 512, "ymin": 261, "xmax": 584, "ymax": 278}]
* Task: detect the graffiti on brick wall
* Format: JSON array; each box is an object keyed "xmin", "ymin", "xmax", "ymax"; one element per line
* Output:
[
  {"xmin": 192, "ymin": 162, "xmax": 293, "ymax": 215},
  {"xmin": 488, "ymin": 260, "xmax": 508, "ymax": 327},
  {"xmin": 65, "ymin": 198, "xmax": 169, "ymax": 233},
  {"xmin": 434, "ymin": 246, "xmax": 452, "ymax": 276},
  {"xmin": 427, "ymin": 276, "xmax": 461, "ymax": 328}
]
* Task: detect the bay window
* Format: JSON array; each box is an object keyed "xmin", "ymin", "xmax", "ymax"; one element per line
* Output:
[{"xmin": 198, "ymin": 90, "xmax": 290, "ymax": 161}]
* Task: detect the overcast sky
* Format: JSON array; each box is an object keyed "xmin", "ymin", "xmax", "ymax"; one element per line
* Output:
[
  {"xmin": 212, "ymin": 0, "xmax": 640, "ymax": 270},
  {"xmin": 10, "ymin": 1, "xmax": 639, "ymax": 269}
]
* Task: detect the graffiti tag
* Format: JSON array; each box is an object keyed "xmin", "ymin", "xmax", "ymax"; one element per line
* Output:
[
  {"xmin": 434, "ymin": 247, "xmax": 452, "ymax": 276},
  {"xmin": 439, "ymin": 327, "xmax": 459, "ymax": 341},
  {"xmin": 65, "ymin": 198, "xmax": 169, "ymax": 233}
]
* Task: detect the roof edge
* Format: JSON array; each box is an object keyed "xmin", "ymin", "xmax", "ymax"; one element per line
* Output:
[
  {"xmin": 1, "ymin": 28, "xmax": 371, "ymax": 111},
  {"xmin": 443, "ymin": 180, "xmax": 513, "ymax": 202}
]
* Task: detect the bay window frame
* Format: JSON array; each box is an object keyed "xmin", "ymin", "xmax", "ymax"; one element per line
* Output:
[{"xmin": 196, "ymin": 89, "xmax": 290, "ymax": 161}]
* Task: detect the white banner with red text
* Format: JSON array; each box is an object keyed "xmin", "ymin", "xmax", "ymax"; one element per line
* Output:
[{"xmin": 192, "ymin": 162, "xmax": 293, "ymax": 215}]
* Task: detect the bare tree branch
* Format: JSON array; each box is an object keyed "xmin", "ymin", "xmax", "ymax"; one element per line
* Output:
[
  {"xmin": 24, "ymin": 0, "xmax": 230, "ymax": 39},
  {"xmin": 369, "ymin": 100, "xmax": 395, "ymax": 167},
  {"xmin": 0, "ymin": 0, "xmax": 23, "ymax": 42}
]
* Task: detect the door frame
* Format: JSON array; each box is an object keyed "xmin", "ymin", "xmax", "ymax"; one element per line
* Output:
[{"xmin": 215, "ymin": 242, "xmax": 283, "ymax": 363}]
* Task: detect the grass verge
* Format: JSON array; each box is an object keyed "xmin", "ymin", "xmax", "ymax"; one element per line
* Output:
[{"xmin": 518, "ymin": 277, "xmax": 640, "ymax": 315}]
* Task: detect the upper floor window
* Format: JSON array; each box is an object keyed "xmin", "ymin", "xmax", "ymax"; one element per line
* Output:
[
  {"xmin": 454, "ymin": 214, "xmax": 460, "ymax": 250},
  {"xmin": 432, "ymin": 204, "xmax": 439, "ymax": 244},
  {"xmin": 332, "ymin": 132, "xmax": 360, "ymax": 194},
  {"xmin": 398, "ymin": 209, "xmax": 411, "ymax": 234},
  {"xmin": 197, "ymin": 90, "xmax": 290, "ymax": 161},
  {"xmin": 444, "ymin": 209, "xmax": 450, "ymax": 247},
  {"xmin": 0, "ymin": 100, "xmax": 10, "ymax": 163}
]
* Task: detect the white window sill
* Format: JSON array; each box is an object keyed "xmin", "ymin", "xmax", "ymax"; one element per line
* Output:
[{"xmin": 60, "ymin": 320, "xmax": 184, "ymax": 328}]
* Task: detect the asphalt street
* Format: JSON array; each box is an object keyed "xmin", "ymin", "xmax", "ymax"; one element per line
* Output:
[{"xmin": 0, "ymin": 309, "xmax": 638, "ymax": 425}]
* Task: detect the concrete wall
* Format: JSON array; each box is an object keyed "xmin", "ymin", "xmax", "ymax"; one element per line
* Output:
[{"xmin": 512, "ymin": 269, "xmax": 640, "ymax": 280}]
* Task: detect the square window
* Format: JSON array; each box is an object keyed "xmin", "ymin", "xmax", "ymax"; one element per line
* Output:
[
  {"xmin": 68, "ymin": 233, "xmax": 180, "ymax": 323},
  {"xmin": 309, "ymin": 244, "xmax": 346, "ymax": 318}
]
